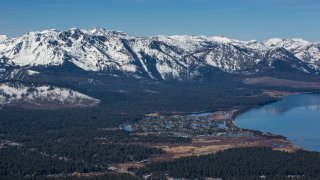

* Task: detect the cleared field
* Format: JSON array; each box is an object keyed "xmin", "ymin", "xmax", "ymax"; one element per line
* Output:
[{"xmin": 151, "ymin": 135, "xmax": 298, "ymax": 160}]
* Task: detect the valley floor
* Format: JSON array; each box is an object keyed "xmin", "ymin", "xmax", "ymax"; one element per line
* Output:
[
  {"xmin": 107, "ymin": 91, "xmax": 301, "ymax": 176},
  {"xmin": 1, "ymin": 73, "xmax": 320, "ymax": 179}
]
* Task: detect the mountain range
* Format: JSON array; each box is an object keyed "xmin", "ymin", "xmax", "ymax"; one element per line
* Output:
[{"xmin": 1, "ymin": 28, "xmax": 320, "ymax": 80}]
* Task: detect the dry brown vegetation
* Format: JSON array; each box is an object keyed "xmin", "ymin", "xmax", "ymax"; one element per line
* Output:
[{"xmin": 151, "ymin": 135, "xmax": 298, "ymax": 160}]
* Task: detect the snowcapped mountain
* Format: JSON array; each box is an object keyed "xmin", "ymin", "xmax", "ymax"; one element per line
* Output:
[
  {"xmin": 0, "ymin": 82, "xmax": 100, "ymax": 109},
  {"xmin": 0, "ymin": 28, "xmax": 319, "ymax": 80}
]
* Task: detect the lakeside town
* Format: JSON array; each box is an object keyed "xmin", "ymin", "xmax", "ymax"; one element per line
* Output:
[
  {"xmin": 103, "ymin": 109, "xmax": 298, "ymax": 176},
  {"xmin": 121, "ymin": 110, "xmax": 287, "ymax": 140}
]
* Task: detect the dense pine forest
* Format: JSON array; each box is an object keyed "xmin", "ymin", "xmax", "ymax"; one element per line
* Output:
[{"xmin": 139, "ymin": 147, "xmax": 320, "ymax": 179}]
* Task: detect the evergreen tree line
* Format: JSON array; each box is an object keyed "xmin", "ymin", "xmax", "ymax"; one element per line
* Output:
[{"xmin": 139, "ymin": 147, "xmax": 320, "ymax": 179}]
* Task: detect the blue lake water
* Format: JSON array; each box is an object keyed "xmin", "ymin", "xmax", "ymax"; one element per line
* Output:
[
  {"xmin": 235, "ymin": 94, "xmax": 320, "ymax": 152},
  {"xmin": 124, "ymin": 124, "xmax": 132, "ymax": 132}
]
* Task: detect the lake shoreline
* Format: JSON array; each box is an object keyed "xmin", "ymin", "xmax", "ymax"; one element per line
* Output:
[
  {"xmin": 235, "ymin": 92, "xmax": 320, "ymax": 152},
  {"xmin": 231, "ymin": 90, "xmax": 309, "ymax": 124},
  {"xmin": 225, "ymin": 91, "xmax": 312, "ymax": 151}
]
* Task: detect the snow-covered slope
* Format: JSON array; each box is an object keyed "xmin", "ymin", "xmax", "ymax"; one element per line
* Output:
[
  {"xmin": 0, "ymin": 82, "xmax": 100, "ymax": 109},
  {"xmin": 1, "ymin": 28, "xmax": 319, "ymax": 80}
]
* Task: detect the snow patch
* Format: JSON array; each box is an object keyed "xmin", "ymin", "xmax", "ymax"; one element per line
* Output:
[
  {"xmin": 26, "ymin": 70, "xmax": 40, "ymax": 75},
  {"xmin": 0, "ymin": 83, "xmax": 100, "ymax": 108}
]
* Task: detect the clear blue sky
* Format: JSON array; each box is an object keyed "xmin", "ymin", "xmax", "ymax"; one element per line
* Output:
[{"xmin": 0, "ymin": 0, "xmax": 319, "ymax": 41}]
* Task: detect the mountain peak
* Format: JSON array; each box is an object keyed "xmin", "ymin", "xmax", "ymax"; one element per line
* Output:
[
  {"xmin": 88, "ymin": 27, "xmax": 105, "ymax": 34},
  {"xmin": 264, "ymin": 38, "xmax": 285, "ymax": 46},
  {"xmin": 207, "ymin": 36, "xmax": 235, "ymax": 44},
  {"xmin": 291, "ymin": 38, "xmax": 311, "ymax": 45},
  {"xmin": 23, "ymin": 29, "xmax": 59, "ymax": 36},
  {"xmin": 264, "ymin": 38, "xmax": 311, "ymax": 47},
  {"xmin": 0, "ymin": 35, "xmax": 7, "ymax": 42}
]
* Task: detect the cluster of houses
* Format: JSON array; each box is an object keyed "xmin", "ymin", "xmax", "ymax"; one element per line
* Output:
[{"xmin": 130, "ymin": 114, "xmax": 228, "ymax": 137}]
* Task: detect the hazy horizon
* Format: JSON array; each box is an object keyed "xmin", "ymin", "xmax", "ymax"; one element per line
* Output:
[
  {"xmin": 0, "ymin": 27, "xmax": 319, "ymax": 43},
  {"xmin": 1, "ymin": 0, "xmax": 320, "ymax": 41}
]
